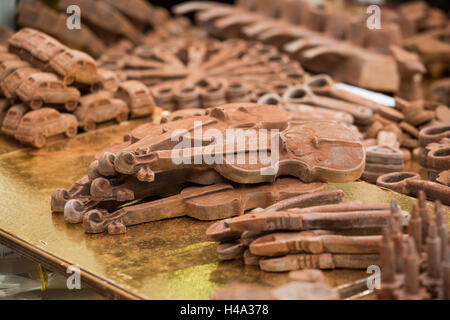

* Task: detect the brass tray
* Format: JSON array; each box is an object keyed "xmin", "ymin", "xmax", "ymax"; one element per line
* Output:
[{"xmin": 0, "ymin": 120, "xmax": 447, "ymax": 299}]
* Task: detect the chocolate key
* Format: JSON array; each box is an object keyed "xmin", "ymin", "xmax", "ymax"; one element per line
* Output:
[
  {"xmin": 306, "ymin": 74, "xmax": 385, "ymax": 112},
  {"xmin": 259, "ymin": 253, "xmax": 380, "ymax": 272},
  {"xmin": 282, "ymin": 85, "xmax": 373, "ymax": 125},
  {"xmin": 205, "ymin": 189, "xmax": 344, "ymax": 242},
  {"xmin": 376, "ymin": 172, "xmax": 450, "ymax": 205},
  {"xmin": 250, "ymin": 231, "xmax": 382, "ymax": 257},
  {"xmin": 226, "ymin": 209, "xmax": 400, "ymax": 232},
  {"xmin": 83, "ymin": 177, "xmax": 327, "ymax": 234}
]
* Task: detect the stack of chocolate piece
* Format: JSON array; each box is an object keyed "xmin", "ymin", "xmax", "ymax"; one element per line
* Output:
[
  {"xmin": 51, "ymin": 102, "xmax": 367, "ymax": 235},
  {"xmin": 97, "ymin": 37, "xmax": 305, "ymax": 110},
  {"xmin": 0, "ymin": 28, "xmax": 155, "ymax": 148},
  {"xmin": 377, "ymin": 191, "xmax": 450, "ymax": 300},
  {"xmin": 206, "ymin": 195, "xmax": 409, "ymax": 273}
]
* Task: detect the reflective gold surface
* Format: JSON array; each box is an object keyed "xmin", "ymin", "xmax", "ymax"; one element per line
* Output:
[{"xmin": 0, "ymin": 122, "xmax": 448, "ymax": 299}]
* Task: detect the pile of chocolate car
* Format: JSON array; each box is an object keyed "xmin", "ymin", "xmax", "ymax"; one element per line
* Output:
[{"xmin": 0, "ymin": 28, "xmax": 155, "ymax": 148}]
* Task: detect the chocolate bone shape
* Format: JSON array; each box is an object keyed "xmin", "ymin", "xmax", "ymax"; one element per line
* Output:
[
  {"xmin": 83, "ymin": 177, "xmax": 327, "ymax": 234},
  {"xmin": 114, "ymin": 121, "xmax": 365, "ymax": 184},
  {"xmin": 250, "ymin": 231, "xmax": 382, "ymax": 257}
]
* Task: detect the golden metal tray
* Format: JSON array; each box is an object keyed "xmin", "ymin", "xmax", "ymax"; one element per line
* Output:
[{"xmin": 0, "ymin": 120, "xmax": 448, "ymax": 299}]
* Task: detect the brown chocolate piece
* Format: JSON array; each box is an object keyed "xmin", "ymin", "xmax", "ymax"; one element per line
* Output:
[
  {"xmin": 436, "ymin": 170, "xmax": 450, "ymax": 186},
  {"xmin": 217, "ymin": 241, "xmax": 245, "ymax": 261},
  {"xmin": 419, "ymin": 125, "xmax": 450, "ymax": 147},
  {"xmin": 114, "ymin": 120, "xmax": 365, "ymax": 184},
  {"xmin": 376, "ymin": 172, "xmax": 450, "ymax": 205},
  {"xmin": 205, "ymin": 189, "xmax": 343, "ymax": 242},
  {"xmin": 282, "ymin": 85, "xmax": 372, "ymax": 125},
  {"xmin": 100, "ymin": 37, "xmax": 305, "ymax": 110},
  {"xmin": 8, "ymin": 29, "xmax": 61, "ymax": 64},
  {"xmin": 430, "ymin": 78, "xmax": 450, "ymax": 107},
  {"xmin": 365, "ymin": 146, "xmax": 404, "ymax": 165},
  {"xmin": 51, "ymin": 176, "xmax": 91, "ymax": 213},
  {"xmin": 395, "ymin": 238, "xmax": 430, "ymax": 300},
  {"xmin": 427, "ymin": 146, "xmax": 450, "ymax": 172},
  {"xmin": 178, "ymin": 1, "xmax": 399, "ymax": 92},
  {"xmin": 13, "ymin": 108, "xmax": 78, "ymax": 148},
  {"xmin": 403, "ymin": 27, "xmax": 450, "ymax": 78},
  {"xmin": 115, "ymin": 80, "xmax": 155, "ymax": 118},
  {"xmin": 250, "ymin": 231, "xmax": 382, "ymax": 257},
  {"xmin": 243, "ymin": 249, "xmax": 261, "ymax": 266},
  {"xmin": 16, "ymin": 72, "xmax": 80, "ymax": 111},
  {"xmin": 113, "ymin": 103, "xmax": 291, "ymax": 158},
  {"xmin": 377, "ymin": 227, "xmax": 400, "ymax": 299},
  {"xmin": 94, "ymin": 68, "xmax": 120, "ymax": 93},
  {"xmin": 282, "ymin": 103, "xmax": 354, "ymax": 124},
  {"xmin": 443, "ymin": 248, "xmax": 450, "ymax": 300},
  {"xmin": 390, "ymin": 45, "xmax": 425, "ymax": 101},
  {"xmin": 0, "ymin": 99, "xmax": 10, "ymax": 124},
  {"xmin": 306, "ymin": 74, "xmax": 384, "ymax": 111},
  {"xmin": 288, "ymin": 269, "xmax": 326, "ymax": 284},
  {"xmin": 227, "ymin": 209, "xmax": 397, "ymax": 233},
  {"xmin": 0, "ymin": 67, "xmax": 39, "ymax": 101},
  {"xmin": 83, "ymin": 177, "xmax": 327, "ymax": 234},
  {"xmin": 74, "ymin": 94, "xmax": 128, "ymax": 131},
  {"xmin": 16, "ymin": 1, "xmax": 105, "ymax": 57},
  {"xmin": 48, "ymin": 49, "xmax": 100, "ymax": 85},
  {"xmin": 58, "ymin": 0, "xmax": 143, "ymax": 45},
  {"xmin": 0, "ymin": 60, "xmax": 30, "ymax": 84},
  {"xmin": 1, "ymin": 104, "xmax": 30, "ymax": 137},
  {"xmin": 261, "ymin": 189, "xmax": 344, "ymax": 213},
  {"xmin": 259, "ymin": 253, "xmax": 380, "ymax": 272}
]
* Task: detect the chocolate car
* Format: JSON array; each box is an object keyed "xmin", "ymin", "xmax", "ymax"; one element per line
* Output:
[
  {"xmin": 16, "ymin": 72, "xmax": 80, "ymax": 111},
  {"xmin": 48, "ymin": 48, "xmax": 100, "ymax": 85},
  {"xmin": 0, "ymin": 60, "xmax": 30, "ymax": 84},
  {"xmin": 0, "ymin": 52, "xmax": 20, "ymax": 62},
  {"xmin": 7, "ymin": 28, "xmax": 65, "ymax": 67},
  {"xmin": 8, "ymin": 28, "xmax": 35, "ymax": 57},
  {"xmin": 75, "ymin": 91, "xmax": 129, "ymax": 131},
  {"xmin": 0, "ymin": 99, "xmax": 10, "ymax": 125},
  {"xmin": 115, "ymin": 80, "xmax": 155, "ymax": 118},
  {"xmin": 1, "ymin": 104, "xmax": 29, "ymax": 136},
  {"xmin": 93, "ymin": 68, "xmax": 120, "ymax": 93},
  {"xmin": 26, "ymin": 32, "xmax": 67, "ymax": 70},
  {"xmin": 14, "ymin": 108, "xmax": 78, "ymax": 148},
  {"xmin": 0, "ymin": 67, "xmax": 39, "ymax": 100}
]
